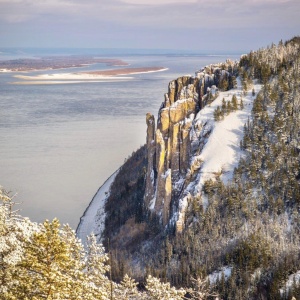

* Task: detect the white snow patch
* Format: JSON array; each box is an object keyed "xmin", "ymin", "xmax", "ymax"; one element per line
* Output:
[
  {"xmin": 179, "ymin": 195, "xmax": 189, "ymax": 211},
  {"xmin": 76, "ymin": 170, "xmax": 118, "ymax": 245},
  {"xmin": 201, "ymin": 192, "xmax": 209, "ymax": 210},
  {"xmin": 174, "ymin": 177, "xmax": 185, "ymax": 191},
  {"xmin": 176, "ymin": 194, "xmax": 190, "ymax": 226},
  {"xmin": 14, "ymin": 73, "xmax": 133, "ymax": 81},
  {"xmin": 208, "ymin": 266, "xmax": 233, "ymax": 285},
  {"xmin": 13, "ymin": 68, "xmax": 168, "ymax": 82},
  {"xmin": 194, "ymin": 80, "xmax": 262, "ymax": 190},
  {"xmin": 125, "ymin": 68, "xmax": 169, "ymax": 75},
  {"xmin": 149, "ymin": 192, "xmax": 157, "ymax": 210},
  {"xmin": 280, "ymin": 270, "xmax": 300, "ymax": 296},
  {"xmin": 163, "ymin": 168, "xmax": 171, "ymax": 178},
  {"xmin": 150, "ymin": 169, "xmax": 155, "ymax": 184},
  {"xmin": 171, "ymin": 98, "xmax": 191, "ymax": 108}
]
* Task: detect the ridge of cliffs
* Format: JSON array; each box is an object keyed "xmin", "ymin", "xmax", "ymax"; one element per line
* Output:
[
  {"xmin": 144, "ymin": 60, "xmax": 238, "ymax": 229},
  {"xmin": 93, "ymin": 59, "xmax": 241, "ymax": 277},
  {"xmin": 77, "ymin": 37, "xmax": 300, "ymax": 298}
]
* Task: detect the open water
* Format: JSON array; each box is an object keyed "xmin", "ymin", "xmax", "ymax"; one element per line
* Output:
[{"xmin": 0, "ymin": 49, "xmax": 240, "ymax": 228}]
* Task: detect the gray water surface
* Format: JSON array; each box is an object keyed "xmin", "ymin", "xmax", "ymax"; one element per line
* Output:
[{"xmin": 0, "ymin": 52, "xmax": 239, "ymax": 228}]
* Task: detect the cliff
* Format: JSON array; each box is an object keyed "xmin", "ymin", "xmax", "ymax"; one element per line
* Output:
[
  {"xmin": 144, "ymin": 60, "xmax": 238, "ymax": 229},
  {"xmin": 77, "ymin": 37, "xmax": 300, "ymax": 299}
]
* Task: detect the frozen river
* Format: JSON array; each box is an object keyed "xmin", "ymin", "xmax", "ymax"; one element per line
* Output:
[{"xmin": 0, "ymin": 49, "xmax": 239, "ymax": 228}]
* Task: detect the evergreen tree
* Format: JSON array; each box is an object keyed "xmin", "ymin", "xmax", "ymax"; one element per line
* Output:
[
  {"xmin": 221, "ymin": 98, "xmax": 227, "ymax": 113},
  {"xmin": 213, "ymin": 106, "xmax": 222, "ymax": 121},
  {"xmin": 240, "ymin": 98, "xmax": 244, "ymax": 109},
  {"xmin": 16, "ymin": 219, "xmax": 86, "ymax": 299},
  {"xmin": 232, "ymin": 76, "xmax": 237, "ymax": 89},
  {"xmin": 188, "ymin": 275, "xmax": 219, "ymax": 299},
  {"xmin": 0, "ymin": 188, "xmax": 37, "ymax": 300},
  {"xmin": 231, "ymin": 94, "xmax": 238, "ymax": 110},
  {"xmin": 145, "ymin": 275, "xmax": 186, "ymax": 300},
  {"xmin": 84, "ymin": 234, "xmax": 111, "ymax": 299},
  {"xmin": 226, "ymin": 100, "xmax": 232, "ymax": 114},
  {"xmin": 114, "ymin": 274, "xmax": 141, "ymax": 300}
]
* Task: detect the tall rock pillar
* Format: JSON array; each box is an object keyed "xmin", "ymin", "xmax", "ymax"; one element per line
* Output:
[{"xmin": 144, "ymin": 113, "xmax": 156, "ymax": 208}]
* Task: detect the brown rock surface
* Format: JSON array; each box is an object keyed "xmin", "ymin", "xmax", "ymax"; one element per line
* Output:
[
  {"xmin": 144, "ymin": 70, "xmax": 224, "ymax": 226},
  {"xmin": 144, "ymin": 113, "xmax": 156, "ymax": 207}
]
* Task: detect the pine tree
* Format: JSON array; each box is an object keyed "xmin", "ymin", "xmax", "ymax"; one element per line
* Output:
[
  {"xmin": 213, "ymin": 106, "xmax": 222, "ymax": 121},
  {"xmin": 16, "ymin": 219, "xmax": 86, "ymax": 299},
  {"xmin": 231, "ymin": 94, "xmax": 238, "ymax": 110},
  {"xmin": 0, "ymin": 188, "xmax": 37, "ymax": 300},
  {"xmin": 188, "ymin": 275, "xmax": 219, "ymax": 300},
  {"xmin": 114, "ymin": 274, "xmax": 141, "ymax": 300},
  {"xmin": 219, "ymin": 76, "xmax": 229, "ymax": 91},
  {"xmin": 226, "ymin": 100, "xmax": 232, "ymax": 114},
  {"xmin": 145, "ymin": 275, "xmax": 186, "ymax": 300},
  {"xmin": 240, "ymin": 98, "xmax": 244, "ymax": 110},
  {"xmin": 84, "ymin": 234, "xmax": 111, "ymax": 300},
  {"xmin": 221, "ymin": 98, "xmax": 227, "ymax": 115},
  {"xmin": 232, "ymin": 76, "xmax": 237, "ymax": 89}
]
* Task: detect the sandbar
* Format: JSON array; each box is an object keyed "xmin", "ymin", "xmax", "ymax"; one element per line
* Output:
[
  {"xmin": 0, "ymin": 57, "xmax": 129, "ymax": 72},
  {"xmin": 82, "ymin": 66, "xmax": 168, "ymax": 76},
  {"xmin": 14, "ymin": 67, "xmax": 167, "ymax": 84}
]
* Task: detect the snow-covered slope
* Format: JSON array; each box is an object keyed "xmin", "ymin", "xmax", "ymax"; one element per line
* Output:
[
  {"xmin": 195, "ymin": 80, "xmax": 261, "ymax": 186},
  {"xmin": 78, "ymin": 78, "xmax": 262, "ymax": 237},
  {"xmin": 176, "ymin": 80, "xmax": 262, "ymax": 226},
  {"xmin": 76, "ymin": 171, "xmax": 118, "ymax": 245}
]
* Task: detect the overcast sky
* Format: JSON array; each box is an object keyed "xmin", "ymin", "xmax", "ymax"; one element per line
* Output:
[{"xmin": 0, "ymin": 0, "xmax": 299, "ymax": 53}]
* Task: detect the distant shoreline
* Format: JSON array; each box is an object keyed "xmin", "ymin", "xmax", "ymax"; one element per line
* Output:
[
  {"xmin": 82, "ymin": 66, "xmax": 167, "ymax": 76},
  {"xmin": 0, "ymin": 57, "xmax": 129, "ymax": 72},
  {"xmin": 11, "ymin": 67, "xmax": 168, "ymax": 85}
]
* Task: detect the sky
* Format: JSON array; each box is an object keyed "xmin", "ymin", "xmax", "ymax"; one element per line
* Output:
[{"xmin": 0, "ymin": 0, "xmax": 299, "ymax": 54}]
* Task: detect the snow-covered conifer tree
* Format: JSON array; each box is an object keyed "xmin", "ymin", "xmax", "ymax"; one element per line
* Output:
[
  {"xmin": 84, "ymin": 234, "xmax": 111, "ymax": 299},
  {"xmin": 114, "ymin": 274, "xmax": 141, "ymax": 300},
  {"xmin": 145, "ymin": 275, "xmax": 186, "ymax": 300},
  {"xmin": 15, "ymin": 218, "xmax": 86, "ymax": 299},
  {"xmin": 0, "ymin": 187, "xmax": 37, "ymax": 300}
]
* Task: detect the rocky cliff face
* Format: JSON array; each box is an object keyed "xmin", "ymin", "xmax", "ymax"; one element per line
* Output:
[
  {"xmin": 144, "ymin": 60, "xmax": 237, "ymax": 228},
  {"xmin": 77, "ymin": 38, "xmax": 300, "ymax": 297},
  {"xmin": 77, "ymin": 59, "xmax": 238, "ymax": 254}
]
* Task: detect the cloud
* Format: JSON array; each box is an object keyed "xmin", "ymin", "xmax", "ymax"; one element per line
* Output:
[
  {"xmin": 0, "ymin": 0, "xmax": 79, "ymax": 23},
  {"xmin": 120, "ymin": 0, "xmax": 196, "ymax": 4},
  {"xmin": 1, "ymin": 0, "xmax": 298, "ymax": 25},
  {"xmin": 0, "ymin": 0, "xmax": 299, "ymax": 50}
]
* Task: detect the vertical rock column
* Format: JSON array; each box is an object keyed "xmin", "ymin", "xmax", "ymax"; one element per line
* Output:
[
  {"xmin": 163, "ymin": 169, "xmax": 172, "ymax": 226},
  {"xmin": 145, "ymin": 76, "xmax": 199, "ymax": 226},
  {"xmin": 154, "ymin": 129, "xmax": 166, "ymax": 215},
  {"xmin": 180, "ymin": 119, "xmax": 193, "ymax": 174},
  {"xmin": 170, "ymin": 123, "xmax": 180, "ymax": 178},
  {"xmin": 144, "ymin": 113, "xmax": 156, "ymax": 208},
  {"xmin": 154, "ymin": 129, "xmax": 172, "ymax": 226}
]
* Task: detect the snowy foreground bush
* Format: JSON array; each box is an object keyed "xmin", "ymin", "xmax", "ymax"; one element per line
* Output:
[{"xmin": 0, "ymin": 187, "xmax": 216, "ymax": 300}]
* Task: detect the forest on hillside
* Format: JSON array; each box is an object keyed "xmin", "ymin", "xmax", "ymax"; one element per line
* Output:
[
  {"xmin": 153, "ymin": 37, "xmax": 300, "ymax": 299},
  {"xmin": 102, "ymin": 37, "xmax": 300, "ymax": 300}
]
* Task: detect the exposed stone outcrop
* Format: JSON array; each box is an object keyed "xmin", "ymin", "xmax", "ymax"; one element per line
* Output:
[
  {"xmin": 154, "ymin": 128, "xmax": 166, "ymax": 213},
  {"xmin": 163, "ymin": 169, "xmax": 172, "ymax": 225},
  {"xmin": 145, "ymin": 76, "xmax": 199, "ymax": 225},
  {"xmin": 144, "ymin": 113, "xmax": 156, "ymax": 208},
  {"xmin": 144, "ymin": 60, "xmax": 238, "ymax": 227}
]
